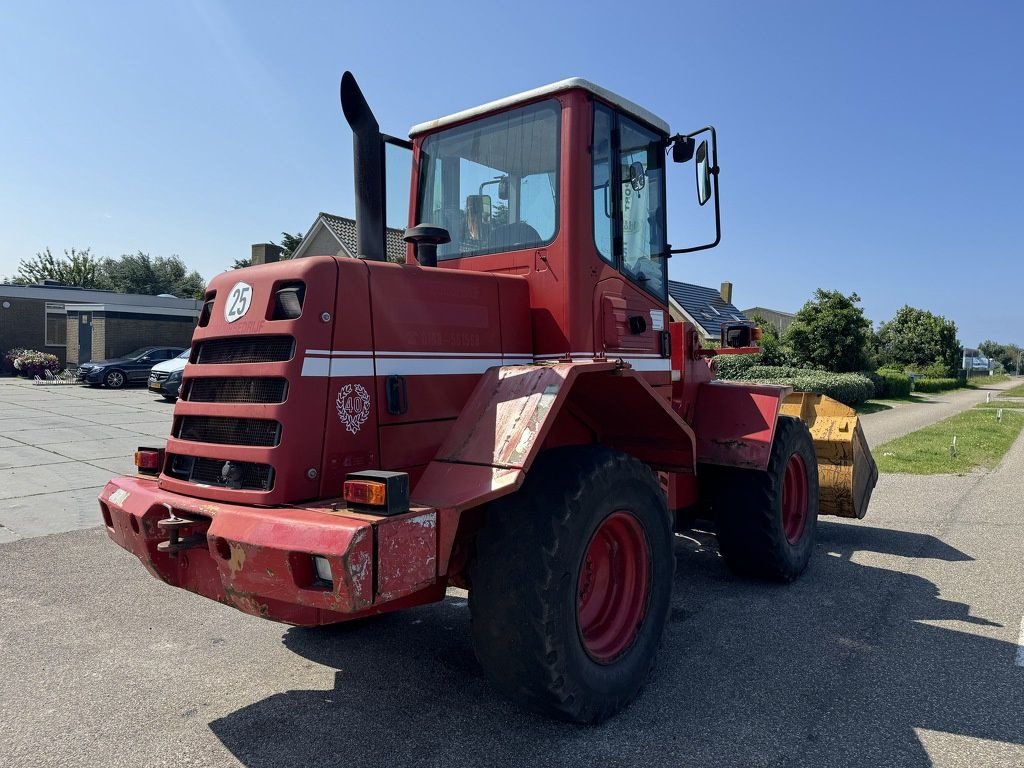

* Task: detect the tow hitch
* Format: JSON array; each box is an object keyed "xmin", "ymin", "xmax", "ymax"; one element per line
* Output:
[{"xmin": 156, "ymin": 504, "xmax": 208, "ymax": 556}]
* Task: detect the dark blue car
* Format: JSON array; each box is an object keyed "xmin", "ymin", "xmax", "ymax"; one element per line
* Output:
[{"xmin": 77, "ymin": 346, "xmax": 185, "ymax": 389}]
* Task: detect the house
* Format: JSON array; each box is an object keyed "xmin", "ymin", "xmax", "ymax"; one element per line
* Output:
[
  {"xmin": 0, "ymin": 282, "xmax": 201, "ymax": 367},
  {"xmin": 291, "ymin": 212, "xmax": 407, "ymax": 262},
  {"xmin": 741, "ymin": 306, "xmax": 796, "ymax": 335},
  {"xmin": 668, "ymin": 280, "xmax": 749, "ymax": 341}
]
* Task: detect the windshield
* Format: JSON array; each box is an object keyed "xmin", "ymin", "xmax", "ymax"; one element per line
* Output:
[
  {"xmin": 125, "ymin": 348, "xmax": 155, "ymax": 359},
  {"xmin": 416, "ymin": 99, "xmax": 560, "ymax": 260},
  {"xmin": 176, "ymin": 349, "xmax": 190, "ymax": 359}
]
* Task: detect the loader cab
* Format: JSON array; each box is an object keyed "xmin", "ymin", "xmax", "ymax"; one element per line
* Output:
[{"xmin": 408, "ymin": 80, "xmax": 676, "ymax": 366}]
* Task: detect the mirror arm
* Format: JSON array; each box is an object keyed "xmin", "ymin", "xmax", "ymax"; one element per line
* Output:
[
  {"xmin": 666, "ymin": 126, "xmax": 721, "ymax": 255},
  {"xmin": 382, "ymin": 133, "xmax": 412, "ymax": 150}
]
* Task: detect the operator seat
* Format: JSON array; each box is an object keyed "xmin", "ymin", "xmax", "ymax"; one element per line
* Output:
[{"xmin": 488, "ymin": 222, "xmax": 542, "ymax": 251}]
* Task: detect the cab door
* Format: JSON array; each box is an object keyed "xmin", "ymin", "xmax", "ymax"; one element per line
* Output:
[{"xmin": 591, "ymin": 102, "xmax": 671, "ymax": 379}]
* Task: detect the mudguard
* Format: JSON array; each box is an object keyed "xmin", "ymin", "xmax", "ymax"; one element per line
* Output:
[
  {"xmin": 693, "ymin": 381, "xmax": 793, "ymax": 471},
  {"xmin": 412, "ymin": 361, "xmax": 696, "ymax": 513}
]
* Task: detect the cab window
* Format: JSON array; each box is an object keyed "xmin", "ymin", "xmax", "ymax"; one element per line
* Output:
[
  {"xmin": 591, "ymin": 103, "xmax": 668, "ymax": 301},
  {"xmin": 417, "ymin": 100, "xmax": 560, "ymax": 260}
]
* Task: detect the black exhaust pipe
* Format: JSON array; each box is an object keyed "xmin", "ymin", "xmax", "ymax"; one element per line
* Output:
[{"xmin": 340, "ymin": 71, "xmax": 385, "ymax": 262}]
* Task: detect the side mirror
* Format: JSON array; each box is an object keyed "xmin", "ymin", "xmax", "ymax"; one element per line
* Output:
[
  {"xmin": 497, "ymin": 177, "xmax": 509, "ymax": 201},
  {"xmin": 628, "ymin": 161, "xmax": 646, "ymax": 192},
  {"xmin": 696, "ymin": 140, "xmax": 711, "ymax": 206},
  {"xmin": 671, "ymin": 135, "xmax": 695, "ymax": 163},
  {"xmin": 464, "ymin": 194, "xmax": 492, "ymax": 241}
]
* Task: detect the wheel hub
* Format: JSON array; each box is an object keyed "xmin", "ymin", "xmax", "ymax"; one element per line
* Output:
[
  {"xmin": 782, "ymin": 453, "xmax": 809, "ymax": 544},
  {"xmin": 576, "ymin": 511, "xmax": 650, "ymax": 664}
]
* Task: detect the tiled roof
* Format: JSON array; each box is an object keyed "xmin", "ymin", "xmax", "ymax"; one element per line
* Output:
[
  {"xmin": 318, "ymin": 212, "xmax": 407, "ymax": 263},
  {"xmin": 668, "ymin": 280, "xmax": 748, "ymax": 338}
]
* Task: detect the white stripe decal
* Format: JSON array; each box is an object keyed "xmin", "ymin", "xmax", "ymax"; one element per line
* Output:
[
  {"xmin": 620, "ymin": 358, "xmax": 672, "ymax": 372},
  {"xmin": 299, "ymin": 351, "xmax": 670, "ymax": 377},
  {"xmin": 376, "ymin": 357, "xmax": 504, "ymax": 376},
  {"xmin": 300, "ymin": 357, "xmax": 331, "ymax": 377},
  {"xmin": 330, "ymin": 358, "xmax": 375, "ymax": 377}
]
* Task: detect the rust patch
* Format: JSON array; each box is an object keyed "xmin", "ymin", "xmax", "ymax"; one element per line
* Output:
[
  {"xmin": 223, "ymin": 586, "xmax": 269, "ymax": 618},
  {"xmin": 226, "ymin": 543, "xmax": 247, "ymax": 576}
]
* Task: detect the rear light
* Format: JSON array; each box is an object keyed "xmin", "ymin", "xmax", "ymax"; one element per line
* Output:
[
  {"xmin": 343, "ymin": 470, "xmax": 410, "ymax": 516},
  {"xmin": 344, "ymin": 480, "xmax": 387, "ymax": 506},
  {"xmin": 135, "ymin": 447, "xmax": 164, "ymax": 475}
]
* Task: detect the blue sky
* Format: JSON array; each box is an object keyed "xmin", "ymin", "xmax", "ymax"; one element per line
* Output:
[{"xmin": 1, "ymin": 1, "xmax": 1020, "ymax": 346}]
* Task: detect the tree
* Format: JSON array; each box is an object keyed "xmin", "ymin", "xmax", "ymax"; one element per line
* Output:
[
  {"xmin": 784, "ymin": 290, "xmax": 873, "ymax": 372},
  {"xmin": 279, "ymin": 231, "xmax": 304, "ymax": 258},
  {"xmin": 232, "ymin": 230, "xmax": 304, "ymax": 270},
  {"xmin": 100, "ymin": 252, "xmax": 206, "ymax": 299},
  {"xmin": 749, "ymin": 312, "xmax": 791, "ymax": 366},
  {"xmin": 876, "ymin": 305, "xmax": 961, "ymax": 377},
  {"xmin": 13, "ymin": 247, "xmax": 105, "ymax": 288}
]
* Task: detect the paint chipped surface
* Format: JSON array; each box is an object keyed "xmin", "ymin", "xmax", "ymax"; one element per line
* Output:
[
  {"xmin": 376, "ymin": 512, "xmax": 437, "ymax": 602},
  {"xmin": 408, "ymin": 512, "xmax": 436, "ymax": 529},
  {"xmin": 226, "ymin": 543, "xmax": 246, "ymax": 576},
  {"xmin": 348, "ymin": 550, "xmax": 371, "ymax": 596}
]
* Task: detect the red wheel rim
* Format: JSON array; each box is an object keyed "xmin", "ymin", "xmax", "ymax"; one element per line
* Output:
[
  {"xmin": 576, "ymin": 511, "xmax": 650, "ymax": 664},
  {"xmin": 782, "ymin": 453, "xmax": 809, "ymax": 544}
]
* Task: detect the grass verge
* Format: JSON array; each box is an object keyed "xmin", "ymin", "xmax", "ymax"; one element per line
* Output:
[
  {"xmin": 999, "ymin": 382, "xmax": 1024, "ymax": 397},
  {"xmin": 874, "ymin": 407, "xmax": 1024, "ymax": 474},
  {"xmin": 975, "ymin": 400, "xmax": 1024, "ymax": 410},
  {"xmin": 965, "ymin": 373, "xmax": 1010, "ymax": 388}
]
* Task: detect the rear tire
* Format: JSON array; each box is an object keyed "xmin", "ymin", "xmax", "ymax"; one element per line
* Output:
[
  {"xmin": 469, "ymin": 446, "xmax": 674, "ymax": 723},
  {"xmin": 708, "ymin": 416, "xmax": 819, "ymax": 582}
]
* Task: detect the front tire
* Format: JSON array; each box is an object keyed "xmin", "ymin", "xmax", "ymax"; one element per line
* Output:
[
  {"xmin": 104, "ymin": 370, "xmax": 126, "ymax": 389},
  {"xmin": 469, "ymin": 447, "xmax": 674, "ymax": 723},
  {"xmin": 708, "ymin": 416, "xmax": 819, "ymax": 582}
]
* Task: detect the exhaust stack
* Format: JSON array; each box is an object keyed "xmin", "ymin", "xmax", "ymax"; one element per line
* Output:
[{"xmin": 340, "ymin": 71, "xmax": 386, "ymax": 262}]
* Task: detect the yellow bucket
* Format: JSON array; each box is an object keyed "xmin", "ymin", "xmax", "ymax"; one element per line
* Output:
[{"xmin": 779, "ymin": 392, "xmax": 878, "ymax": 519}]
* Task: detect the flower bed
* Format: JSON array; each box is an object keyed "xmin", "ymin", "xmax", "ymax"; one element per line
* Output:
[{"xmin": 7, "ymin": 349, "xmax": 61, "ymax": 378}]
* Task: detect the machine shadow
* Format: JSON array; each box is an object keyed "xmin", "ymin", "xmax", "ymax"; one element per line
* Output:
[{"xmin": 209, "ymin": 521, "xmax": 1024, "ymax": 768}]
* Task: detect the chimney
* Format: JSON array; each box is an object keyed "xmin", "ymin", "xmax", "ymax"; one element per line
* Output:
[
  {"xmin": 251, "ymin": 243, "xmax": 283, "ymax": 266},
  {"xmin": 720, "ymin": 281, "xmax": 733, "ymax": 304}
]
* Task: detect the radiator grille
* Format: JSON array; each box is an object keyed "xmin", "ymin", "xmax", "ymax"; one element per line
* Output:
[
  {"xmin": 194, "ymin": 336, "xmax": 294, "ymax": 365},
  {"xmin": 166, "ymin": 454, "xmax": 275, "ymax": 491},
  {"xmin": 185, "ymin": 377, "xmax": 288, "ymax": 404},
  {"xmin": 174, "ymin": 416, "xmax": 281, "ymax": 447}
]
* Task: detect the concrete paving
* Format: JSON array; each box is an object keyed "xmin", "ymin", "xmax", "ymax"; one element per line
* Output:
[
  {"xmin": 1, "ymin": 376, "xmax": 1023, "ymax": 766},
  {"xmin": 0, "ymin": 378, "xmax": 174, "ymax": 541}
]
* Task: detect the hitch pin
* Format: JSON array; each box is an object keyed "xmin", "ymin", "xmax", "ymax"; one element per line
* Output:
[{"xmin": 156, "ymin": 503, "xmax": 206, "ymax": 556}]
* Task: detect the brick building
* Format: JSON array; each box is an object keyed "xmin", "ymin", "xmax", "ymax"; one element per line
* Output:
[{"xmin": 0, "ymin": 283, "xmax": 201, "ymax": 368}]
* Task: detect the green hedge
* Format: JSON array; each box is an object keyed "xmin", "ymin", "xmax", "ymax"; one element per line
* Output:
[
  {"xmin": 712, "ymin": 357, "xmax": 876, "ymax": 406},
  {"xmin": 871, "ymin": 369, "xmax": 912, "ymax": 398},
  {"xmin": 913, "ymin": 377, "xmax": 959, "ymax": 393},
  {"xmin": 730, "ymin": 365, "xmax": 875, "ymax": 406},
  {"xmin": 711, "ymin": 353, "xmax": 761, "ymax": 379}
]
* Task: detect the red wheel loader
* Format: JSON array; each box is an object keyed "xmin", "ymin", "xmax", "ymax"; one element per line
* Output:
[{"xmin": 100, "ymin": 73, "xmax": 877, "ymax": 723}]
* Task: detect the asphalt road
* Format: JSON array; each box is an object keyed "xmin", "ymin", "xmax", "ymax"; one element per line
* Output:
[{"xmin": 1, "ymin": 378, "xmax": 1022, "ymax": 767}]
